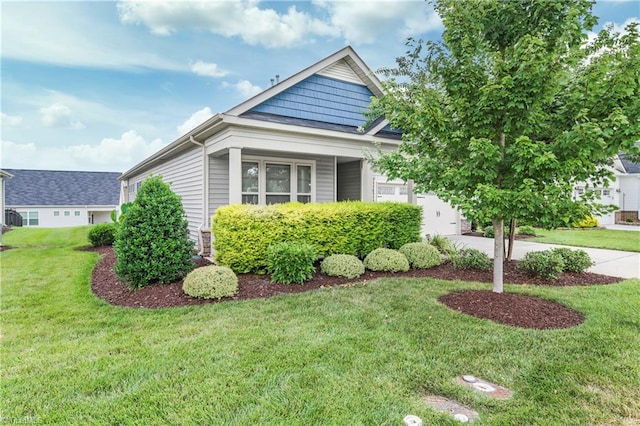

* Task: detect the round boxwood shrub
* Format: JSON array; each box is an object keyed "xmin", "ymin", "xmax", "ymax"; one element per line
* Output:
[
  {"xmin": 267, "ymin": 241, "xmax": 317, "ymax": 284},
  {"xmin": 114, "ymin": 176, "xmax": 195, "ymax": 289},
  {"xmin": 88, "ymin": 223, "xmax": 116, "ymax": 247},
  {"xmin": 363, "ymin": 248, "xmax": 409, "ymax": 272},
  {"xmin": 320, "ymin": 254, "xmax": 365, "ymax": 278},
  {"xmin": 399, "ymin": 242, "xmax": 441, "ymax": 269},
  {"xmin": 518, "ymin": 250, "xmax": 565, "ymax": 280},
  {"xmin": 517, "ymin": 225, "xmax": 537, "ymax": 236},
  {"xmin": 182, "ymin": 265, "xmax": 238, "ymax": 299},
  {"xmin": 551, "ymin": 248, "xmax": 594, "ymax": 273},
  {"xmin": 451, "ymin": 248, "xmax": 492, "ymax": 271}
]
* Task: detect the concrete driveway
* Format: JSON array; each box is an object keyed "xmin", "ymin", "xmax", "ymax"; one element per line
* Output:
[{"xmin": 447, "ymin": 235, "xmax": 640, "ymax": 279}]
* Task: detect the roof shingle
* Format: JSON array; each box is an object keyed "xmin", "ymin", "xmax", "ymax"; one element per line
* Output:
[{"xmin": 4, "ymin": 169, "xmax": 121, "ymax": 206}]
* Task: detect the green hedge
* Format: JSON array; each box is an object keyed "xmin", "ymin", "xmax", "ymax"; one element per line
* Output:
[{"xmin": 213, "ymin": 201, "xmax": 422, "ymax": 273}]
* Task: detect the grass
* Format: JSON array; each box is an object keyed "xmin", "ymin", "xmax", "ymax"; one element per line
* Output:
[
  {"xmin": 530, "ymin": 228, "xmax": 640, "ymax": 252},
  {"xmin": 2, "ymin": 227, "xmax": 640, "ymax": 425}
]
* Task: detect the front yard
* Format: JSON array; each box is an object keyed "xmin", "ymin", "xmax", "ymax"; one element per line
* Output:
[
  {"xmin": 2, "ymin": 227, "xmax": 639, "ymax": 424},
  {"xmin": 530, "ymin": 228, "xmax": 640, "ymax": 252}
]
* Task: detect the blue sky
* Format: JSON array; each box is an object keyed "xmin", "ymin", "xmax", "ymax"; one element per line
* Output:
[{"xmin": 1, "ymin": 0, "xmax": 638, "ymax": 173}]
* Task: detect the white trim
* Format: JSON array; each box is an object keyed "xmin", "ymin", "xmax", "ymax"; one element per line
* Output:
[
  {"xmin": 226, "ymin": 46, "xmax": 383, "ymax": 117},
  {"xmin": 242, "ymin": 155, "xmax": 316, "ymax": 205}
]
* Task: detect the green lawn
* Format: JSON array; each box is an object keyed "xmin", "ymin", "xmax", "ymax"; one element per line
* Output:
[
  {"xmin": 2, "ymin": 227, "xmax": 639, "ymax": 425},
  {"xmin": 530, "ymin": 228, "xmax": 640, "ymax": 252}
]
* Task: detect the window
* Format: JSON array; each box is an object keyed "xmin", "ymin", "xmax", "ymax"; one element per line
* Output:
[
  {"xmin": 241, "ymin": 157, "xmax": 315, "ymax": 205},
  {"xmin": 19, "ymin": 211, "xmax": 39, "ymax": 226},
  {"xmin": 54, "ymin": 211, "xmax": 60, "ymax": 217},
  {"xmin": 74, "ymin": 211, "xmax": 80, "ymax": 216},
  {"xmin": 266, "ymin": 164, "xmax": 291, "ymax": 204},
  {"xmin": 64, "ymin": 211, "xmax": 70, "ymax": 216},
  {"xmin": 297, "ymin": 165, "xmax": 311, "ymax": 203},
  {"xmin": 241, "ymin": 162, "xmax": 259, "ymax": 204},
  {"xmin": 602, "ymin": 189, "xmax": 610, "ymax": 196}
]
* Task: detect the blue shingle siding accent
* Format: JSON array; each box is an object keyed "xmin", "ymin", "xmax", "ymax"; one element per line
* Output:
[
  {"xmin": 620, "ymin": 154, "xmax": 640, "ymax": 174},
  {"xmin": 4, "ymin": 169, "xmax": 121, "ymax": 206},
  {"xmin": 248, "ymin": 75, "xmax": 373, "ymax": 127}
]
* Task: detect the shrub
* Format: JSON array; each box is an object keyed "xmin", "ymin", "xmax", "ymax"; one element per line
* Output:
[
  {"xmin": 182, "ymin": 266, "xmax": 238, "ymax": 299},
  {"xmin": 625, "ymin": 217, "xmax": 635, "ymax": 223},
  {"xmin": 482, "ymin": 225, "xmax": 495, "ymax": 238},
  {"xmin": 267, "ymin": 242, "xmax": 317, "ymax": 284},
  {"xmin": 399, "ymin": 242, "xmax": 441, "ymax": 269},
  {"xmin": 213, "ymin": 202, "xmax": 422, "ymax": 273},
  {"xmin": 363, "ymin": 248, "xmax": 409, "ymax": 272},
  {"xmin": 572, "ymin": 215, "xmax": 598, "ymax": 228},
  {"xmin": 551, "ymin": 248, "xmax": 594, "ymax": 273},
  {"xmin": 451, "ymin": 248, "xmax": 492, "ymax": 271},
  {"xmin": 114, "ymin": 176, "xmax": 195, "ymax": 289},
  {"xmin": 320, "ymin": 254, "xmax": 365, "ymax": 279},
  {"xmin": 88, "ymin": 223, "xmax": 116, "ymax": 246},
  {"xmin": 428, "ymin": 234, "xmax": 455, "ymax": 255},
  {"xmin": 518, "ymin": 250, "xmax": 565, "ymax": 280},
  {"xmin": 517, "ymin": 225, "xmax": 537, "ymax": 236}
]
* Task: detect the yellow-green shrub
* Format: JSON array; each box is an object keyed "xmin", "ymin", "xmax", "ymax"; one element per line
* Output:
[
  {"xmin": 572, "ymin": 215, "xmax": 598, "ymax": 228},
  {"xmin": 212, "ymin": 202, "xmax": 422, "ymax": 273},
  {"xmin": 320, "ymin": 254, "xmax": 365, "ymax": 278}
]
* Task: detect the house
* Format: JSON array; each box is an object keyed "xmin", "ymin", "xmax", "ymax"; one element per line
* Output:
[
  {"xmin": 572, "ymin": 154, "xmax": 640, "ymax": 225},
  {"xmin": 4, "ymin": 169, "xmax": 121, "ymax": 227},
  {"xmin": 1, "ymin": 169, "xmax": 13, "ymax": 227},
  {"xmin": 119, "ymin": 46, "xmax": 463, "ymax": 254}
]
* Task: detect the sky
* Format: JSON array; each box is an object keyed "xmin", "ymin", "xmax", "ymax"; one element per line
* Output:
[{"xmin": 1, "ymin": 0, "xmax": 638, "ymax": 173}]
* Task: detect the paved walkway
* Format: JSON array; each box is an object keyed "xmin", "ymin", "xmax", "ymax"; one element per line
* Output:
[
  {"xmin": 447, "ymin": 235, "xmax": 640, "ymax": 279},
  {"xmin": 604, "ymin": 224, "xmax": 640, "ymax": 232}
]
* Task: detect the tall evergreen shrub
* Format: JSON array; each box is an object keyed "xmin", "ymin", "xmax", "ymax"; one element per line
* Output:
[{"xmin": 114, "ymin": 176, "xmax": 194, "ymax": 289}]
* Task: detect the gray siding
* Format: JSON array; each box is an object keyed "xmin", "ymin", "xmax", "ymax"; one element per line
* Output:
[
  {"xmin": 209, "ymin": 154, "xmax": 229, "ymax": 219},
  {"xmin": 127, "ymin": 146, "xmax": 204, "ymax": 241},
  {"xmin": 337, "ymin": 161, "xmax": 361, "ymax": 201},
  {"xmin": 315, "ymin": 156, "xmax": 334, "ymax": 202}
]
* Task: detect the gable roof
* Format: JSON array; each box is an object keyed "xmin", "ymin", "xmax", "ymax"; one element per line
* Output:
[
  {"xmin": 4, "ymin": 169, "xmax": 121, "ymax": 206},
  {"xmin": 121, "ymin": 46, "xmax": 398, "ymax": 179},
  {"xmin": 619, "ymin": 154, "xmax": 640, "ymax": 174}
]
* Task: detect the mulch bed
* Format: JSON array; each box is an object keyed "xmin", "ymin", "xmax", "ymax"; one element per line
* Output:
[{"xmin": 88, "ymin": 246, "xmax": 623, "ymax": 329}]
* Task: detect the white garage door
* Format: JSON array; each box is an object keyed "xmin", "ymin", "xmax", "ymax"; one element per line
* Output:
[{"xmin": 374, "ymin": 178, "xmax": 460, "ymax": 237}]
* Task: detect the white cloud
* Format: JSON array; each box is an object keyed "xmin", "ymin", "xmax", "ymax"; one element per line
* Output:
[
  {"xmin": 1, "ymin": 131, "xmax": 166, "ymax": 172},
  {"xmin": 1, "ymin": 2, "xmax": 184, "ymax": 71},
  {"xmin": 177, "ymin": 107, "xmax": 214, "ymax": 136},
  {"xmin": 314, "ymin": 1, "xmax": 442, "ymax": 44},
  {"xmin": 117, "ymin": 0, "xmax": 335, "ymax": 48},
  {"xmin": 223, "ymin": 80, "xmax": 263, "ymax": 99},
  {"xmin": 40, "ymin": 103, "xmax": 85, "ymax": 129},
  {"xmin": 1, "ymin": 112, "xmax": 22, "ymax": 126},
  {"xmin": 191, "ymin": 61, "xmax": 229, "ymax": 78}
]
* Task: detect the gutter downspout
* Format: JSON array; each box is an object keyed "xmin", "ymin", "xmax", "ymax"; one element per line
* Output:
[{"xmin": 190, "ymin": 135, "xmax": 209, "ymax": 256}]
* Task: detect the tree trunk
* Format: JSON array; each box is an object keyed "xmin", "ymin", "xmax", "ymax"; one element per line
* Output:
[
  {"xmin": 492, "ymin": 217, "xmax": 504, "ymax": 293},
  {"xmin": 507, "ymin": 218, "xmax": 516, "ymax": 261}
]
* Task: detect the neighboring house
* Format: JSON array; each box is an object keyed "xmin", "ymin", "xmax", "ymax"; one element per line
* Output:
[
  {"xmin": 4, "ymin": 169, "xmax": 121, "ymax": 227},
  {"xmin": 572, "ymin": 154, "xmax": 640, "ymax": 224},
  {"xmin": 1, "ymin": 169, "xmax": 13, "ymax": 226},
  {"xmin": 119, "ymin": 46, "xmax": 463, "ymax": 253}
]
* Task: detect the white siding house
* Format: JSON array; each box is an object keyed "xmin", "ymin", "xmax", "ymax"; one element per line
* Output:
[
  {"xmin": 4, "ymin": 169, "xmax": 121, "ymax": 228},
  {"xmin": 120, "ymin": 47, "xmax": 463, "ymax": 253}
]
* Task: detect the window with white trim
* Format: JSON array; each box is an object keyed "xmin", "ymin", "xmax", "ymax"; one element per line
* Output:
[
  {"xmin": 54, "ymin": 211, "xmax": 60, "ymax": 217},
  {"xmin": 241, "ymin": 157, "xmax": 315, "ymax": 205},
  {"xmin": 18, "ymin": 211, "xmax": 39, "ymax": 226},
  {"xmin": 75, "ymin": 211, "xmax": 81, "ymax": 216},
  {"xmin": 64, "ymin": 211, "xmax": 70, "ymax": 216}
]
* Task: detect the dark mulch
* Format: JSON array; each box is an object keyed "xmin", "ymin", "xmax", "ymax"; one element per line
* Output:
[
  {"xmin": 88, "ymin": 246, "xmax": 622, "ymax": 328},
  {"xmin": 439, "ymin": 290, "xmax": 585, "ymax": 329},
  {"xmin": 0, "ymin": 245, "xmax": 12, "ymax": 252}
]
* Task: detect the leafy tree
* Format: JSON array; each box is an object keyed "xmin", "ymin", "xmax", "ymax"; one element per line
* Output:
[
  {"xmin": 370, "ymin": 0, "xmax": 639, "ymax": 292},
  {"xmin": 114, "ymin": 176, "xmax": 194, "ymax": 289}
]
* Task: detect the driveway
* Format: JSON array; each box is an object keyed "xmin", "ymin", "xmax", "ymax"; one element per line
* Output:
[{"xmin": 447, "ymin": 235, "xmax": 640, "ymax": 279}]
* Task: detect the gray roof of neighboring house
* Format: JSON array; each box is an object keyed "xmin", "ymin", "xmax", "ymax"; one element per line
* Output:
[
  {"xmin": 619, "ymin": 155, "xmax": 640, "ymax": 174},
  {"xmin": 4, "ymin": 169, "xmax": 121, "ymax": 206}
]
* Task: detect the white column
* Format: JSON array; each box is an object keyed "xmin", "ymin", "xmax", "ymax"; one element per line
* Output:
[
  {"xmin": 228, "ymin": 147, "xmax": 242, "ymax": 204},
  {"xmin": 361, "ymin": 160, "xmax": 374, "ymax": 202}
]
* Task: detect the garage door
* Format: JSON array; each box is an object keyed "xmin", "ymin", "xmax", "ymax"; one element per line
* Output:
[{"xmin": 374, "ymin": 178, "xmax": 460, "ymax": 237}]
